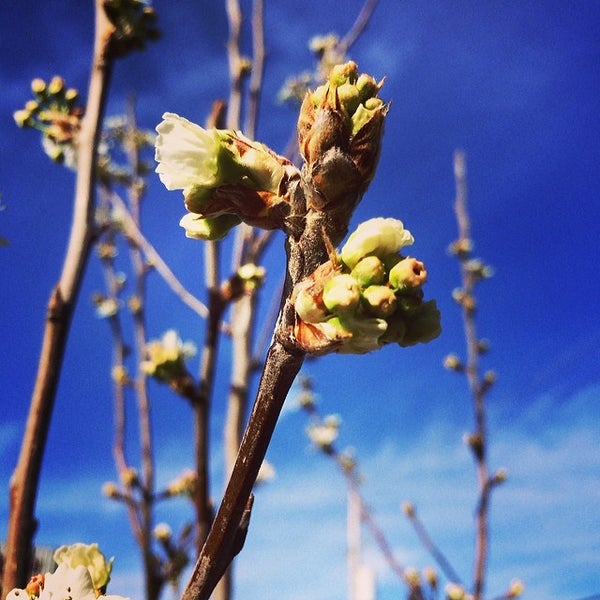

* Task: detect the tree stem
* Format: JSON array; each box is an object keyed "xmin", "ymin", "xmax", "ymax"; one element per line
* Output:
[{"xmin": 1, "ymin": 3, "xmax": 114, "ymax": 593}]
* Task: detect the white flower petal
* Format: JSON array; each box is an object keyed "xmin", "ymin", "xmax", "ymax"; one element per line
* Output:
[{"xmin": 155, "ymin": 112, "xmax": 221, "ymax": 191}]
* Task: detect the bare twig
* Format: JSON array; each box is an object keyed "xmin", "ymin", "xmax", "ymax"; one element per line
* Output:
[
  {"xmin": 2, "ymin": 3, "xmax": 115, "ymax": 592},
  {"xmin": 338, "ymin": 0, "xmax": 379, "ymax": 54},
  {"xmin": 453, "ymin": 150, "xmax": 492, "ymax": 599},
  {"xmin": 245, "ymin": 0, "xmax": 265, "ymax": 139},
  {"xmin": 109, "ymin": 192, "xmax": 209, "ymax": 318}
]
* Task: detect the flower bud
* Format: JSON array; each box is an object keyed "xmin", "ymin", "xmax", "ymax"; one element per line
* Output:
[
  {"xmin": 401, "ymin": 501, "xmax": 415, "ymax": 517},
  {"xmin": 102, "ymin": 482, "xmax": 118, "ymax": 498},
  {"xmin": 341, "ymin": 217, "xmax": 413, "ymax": 269},
  {"xmin": 153, "ymin": 523, "xmax": 172, "ymax": 542},
  {"xmin": 350, "ymin": 255, "xmax": 386, "ymax": 287},
  {"xmin": 322, "ymin": 274, "xmax": 361, "ymax": 314},
  {"xmin": 389, "ymin": 257, "xmax": 427, "ymax": 291},
  {"xmin": 443, "ymin": 354, "xmax": 463, "ymax": 371},
  {"xmin": 179, "ymin": 213, "xmax": 241, "ymax": 241},
  {"xmin": 48, "ymin": 75, "xmax": 65, "ymax": 95},
  {"xmin": 361, "ymin": 285, "xmax": 397, "ymax": 317},
  {"xmin": 507, "ymin": 579, "xmax": 524, "ymax": 598},
  {"xmin": 422, "ymin": 566, "xmax": 437, "ymax": 589},
  {"xmin": 445, "ymin": 583, "xmax": 466, "ymax": 600},
  {"xmin": 13, "ymin": 109, "xmax": 32, "ymax": 127},
  {"xmin": 31, "ymin": 77, "xmax": 46, "ymax": 95},
  {"xmin": 294, "ymin": 286, "xmax": 328, "ymax": 324},
  {"xmin": 53, "ymin": 543, "xmax": 114, "ymax": 593}
]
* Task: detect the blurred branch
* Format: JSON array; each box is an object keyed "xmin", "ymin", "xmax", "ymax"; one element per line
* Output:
[
  {"xmin": 2, "ymin": 3, "xmax": 115, "ymax": 592},
  {"xmin": 245, "ymin": 0, "xmax": 265, "ymax": 139},
  {"xmin": 451, "ymin": 150, "xmax": 498, "ymax": 599},
  {"xmin": 110, "ymin": 192, "xmax": 209, "ymax": 318},
  {"xmin": 338, "ymin": 0, "xmax": 379, "ymax": 54}
]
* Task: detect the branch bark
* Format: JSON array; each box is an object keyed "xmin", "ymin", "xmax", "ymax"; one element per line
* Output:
[{"xmin": 2, "ymin": 3, "xmax": 114, "ymax": 593}]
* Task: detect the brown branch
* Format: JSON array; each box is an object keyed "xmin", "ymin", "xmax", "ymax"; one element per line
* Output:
[
  {"xmin": 453, "ymin": 150, "xmax": 491, "ymax": 600},
  {"xmin": 1, "ymin": 3, "xmax": 114, "ymax": 593},
  {"xmin": 244, "ymin": 0, "xmax": 265, "ymax": 139},
  {"xmin": 225, "ymin": 0, "xmax": 244, "ymax": 130},
  {"xmin": 339, "ymin": 0, "xmax": 379, "ymax": 54},
  {"xmin": 109, "ymin": 192, "xmax": 209, "ymax": 318}
]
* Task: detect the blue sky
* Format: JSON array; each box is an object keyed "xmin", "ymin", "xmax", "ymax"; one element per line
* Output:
[{"xmin": 1, "ymin": 1, "xmax": 600, "ymax": 599}]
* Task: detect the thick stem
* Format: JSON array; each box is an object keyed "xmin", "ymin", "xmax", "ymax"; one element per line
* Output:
[
  {"xmin": 1, "ymin": 4, "xmax": 113, "ymax": 593},
  {"xmin": 182, "ymin": 340, "xmax": 305, "ymax": 600}
]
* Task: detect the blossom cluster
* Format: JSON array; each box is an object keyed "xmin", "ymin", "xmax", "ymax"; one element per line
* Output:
[
  {"xmin": 292, "ymin": 218, "xmax": 441, "ymax": 355},
  {"xmin": 140, "ymin": 329, "xmax": 197, "ymax": 382},
  {"xmin": 6, "ymin": 543, "xmax": 127, "ymax": 600},
  {"xmin": 13, "ymin": 76, "xmax": 82, "ymax": 167}
]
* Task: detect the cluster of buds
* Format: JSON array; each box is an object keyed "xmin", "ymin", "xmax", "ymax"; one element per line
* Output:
[
  {"xmin": 155, "ymin": 112, "xmax": 301, "ymax": 239},
  {"xmin": 7, "ymin": 543, "xmax": 126, "ymax": 600},
  {"xmin": 165, "ymin": 468, "xmax": 198, "ymax": 498},
  {"xmin": 13, "ymin": 76, "xmax": 82, "ymax": 167},
  {"xmin": 297, "ymin": 61, "xmax": 389, "ymax": 215},
  {"xmin": 292, "ymin": 218, "xmax": 441, "ymax": 355},
  {"xmin": 140, "ymin": 329, "xmax": 196, "ymax": 383},
  {"xmin": 220, "ymin": 263, "xmax": 266, "ymax": 301},
  {"xmin": 103, "ymin": 0, "xmax": 160, "ymax": 58}
]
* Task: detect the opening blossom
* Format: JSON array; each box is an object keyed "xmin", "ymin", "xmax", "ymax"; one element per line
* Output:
[
  {"xmin": 155, "ymin": 112, "xmax": 300, "ymax": 237},
  {"xmin": 6, "ymin": 543, "xmax": 127, "ymax": 600}
]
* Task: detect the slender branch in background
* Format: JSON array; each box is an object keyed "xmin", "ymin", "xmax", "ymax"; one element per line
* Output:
[
  {"xmin": 338, "ymin": 0, "xmax": 379, "ymax": 54},
  {"xmin": 402, "ymin": 503, "xmax": 463, "ymax": 585},
  {"xmin": 245, "ymin": 0, "xmax": 265, "ymax": 139},
  {"xmin": 125, "ymin": 104, "xmax": 164, "ymax": 600},
  {"xmin": 225, "ymin": 0, "xmax": 244, "ymax": 130},
  {"xmin": 109, "ymin": 192, "xmax": 209, "ymax": 318},
  {"xmin": 1, "ymin": 3, "xmax": 114, "ymax": 592},
  {"xmin": 299, "ymin": 380, "xmax": 432, "ymax": 598},
  {"xmin": 451, "ymin": 150, "xmax": 498, "ymax": 600}
]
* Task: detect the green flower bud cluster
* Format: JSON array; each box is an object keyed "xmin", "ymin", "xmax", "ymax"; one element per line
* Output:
[
  {"xmin": 297, "ymin": 61, "xmax": 389, "ymax": 210},
  {"xmin": 140, "ymin": 329, "xmax": 197, "ymax": 383},
  {"xmin": 13, "ymin": 76, "xmax": 82, "ymax": 167},
  {"xmin": 293, "ymin": 218, "xmax": 441, "ymax": 355}
]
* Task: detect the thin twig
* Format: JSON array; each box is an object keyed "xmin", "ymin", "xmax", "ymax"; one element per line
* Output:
[
  {"xmin": 245, "ymin": 0, "xmax": 265, "ymax": 139},
  {"xmin": 109, "ymin": 192, "xmax": 209, "ymax": 318},
  {"xmin": 453, "ymin": 150, "xmax": 491, "ymax": 600},
  {"xmin": 225, "ymin": 0, "xmax": 244, "ymax": 130},
  {"xmin": 1, "ymin": 3, "xmax": 114, "ymax": 592},
  {"xmin": 339, "ymin": 0, "xmax": 379, "ymax": 54}
]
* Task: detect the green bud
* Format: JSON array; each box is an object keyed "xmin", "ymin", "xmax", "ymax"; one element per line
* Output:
[
  {"xmin": 31, "ymin": 78, "xmax": 46, "ymax": 95},
  {"xmin": 389, "ymin": 257, "xmax": 427, "ymax": 291},
  {"xmin": 179, "ymin": 213, "xmax": 241, "ymax": 240},
  {"xmin": 294, "ymin": 287, "xmax": 328, "ymax": 323},
  {"xmin": 48, "ymin": 75, "xmax": 65, "ymax": 95},
  {"xmin": 361, "ymin": 285, "xmax": 397, "ymax": 317},
  {"xmin": 328, "ymin": 61, "xmax": 358, "ymax": 86},
  {"xmin": 322, "ymin": 274, "xmax": 361, "ymax": 314},
  {"xmin": 350, "ymin": 255, "xmax": 386, "ymax": 287},
  {"xmin": 13, "ymin": 109, "xmax": 32, "ymax": 127}
]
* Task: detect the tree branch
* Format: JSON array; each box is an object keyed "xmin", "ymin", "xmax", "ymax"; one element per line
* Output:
[{"xmin": 2, "ymin": 3, "xmax": 114, "ymax": 592}]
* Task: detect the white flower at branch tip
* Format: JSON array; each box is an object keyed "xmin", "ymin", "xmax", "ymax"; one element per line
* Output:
[
  {"xmin": 155, "ymin": 112, "xmax": 222, "ymax": 192},
  {"xmin": 340, "ymin": 217, "xmax": 414, "ymax": 269},
  {"xmin": 6, "ymin": 564, "xmax": 129, "ymax": 600},
  {"xmin": 53, "ymin": 543, "xmax": 113, "ymax": 593}
]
